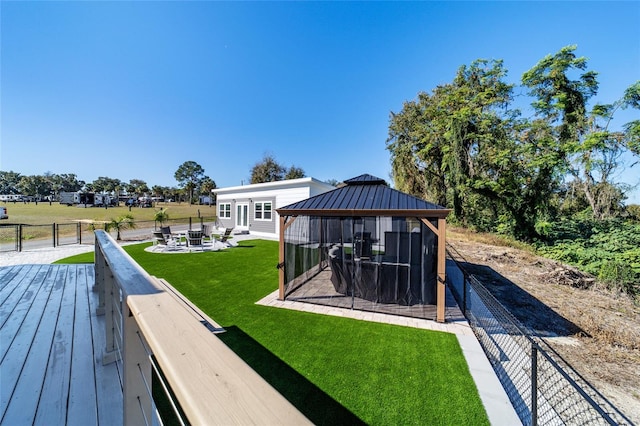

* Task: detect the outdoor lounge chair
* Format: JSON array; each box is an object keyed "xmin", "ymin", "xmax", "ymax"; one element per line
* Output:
[
  {"xmin": 152, "ymin": 231, "xmax": 166, "ymax": 251},
  {"xmin": 217, "ymin": 227, "xmax": 233, "ymax": 244},
  {"xmin": 187, "ymin": 229, "xmax": 204, "ymax": 251},
  {"xmin": 161, "ymin": 230, "xmax": 178, "ymax": 251},
  {"xmin": 201, "ymin": 224, "xmax": 213, "ymax": 243}
]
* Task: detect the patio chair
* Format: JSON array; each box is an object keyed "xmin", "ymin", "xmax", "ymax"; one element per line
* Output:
[
  {"xmin": 187, "ymin": 229, "xmax": 204, "ymax": 251},
  {"xmin": 201, "ymin": 224, "xmax": 213, "ymax": 243},
  {"xmin": 152, "ymin": 231, "xmax": 166, "ymax": 251},
  {"xmin": 218, "ymin": 227, "xmax": 234, "ymax": 244},
  {"xmin": 161, "ymin": 230, "xmax": 178, "ymax": 251}
]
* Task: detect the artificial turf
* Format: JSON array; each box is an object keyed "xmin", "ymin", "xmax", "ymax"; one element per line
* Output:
[{"xmin": 58, "ymin": 240, "xmax": 489, "ymax": 425}]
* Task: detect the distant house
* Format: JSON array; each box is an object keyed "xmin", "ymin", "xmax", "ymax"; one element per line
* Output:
[{"xmin": 213, "ymin": 177, "xmax": 335, "ymax": 239}]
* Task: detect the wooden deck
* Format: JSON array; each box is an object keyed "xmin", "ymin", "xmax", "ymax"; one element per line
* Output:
[
  {"xmin": 286, "ymin": 268, "xmax": 464, "ymax": 321},
  {"xmin": 0, "ymin": 264, "xmax": 122, "ymax": 425}
]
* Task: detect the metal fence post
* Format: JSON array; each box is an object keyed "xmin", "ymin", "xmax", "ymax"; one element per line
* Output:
[
  {"xmin": 462, "ymin": 272, "xmax": 468, "ymax": 313},
  {"xmin": 52, "ymin": 223, "xmax": 56, "ymax": 247},
  {"xmin": 531, "ymin": 343, "xmax": 538, "ymax": 426},
  {"xmin": 18, "ymin": 225, "xmax": 23, "ymax": 252}
]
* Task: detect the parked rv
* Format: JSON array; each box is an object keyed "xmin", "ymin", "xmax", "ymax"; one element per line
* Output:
[{"xmin": 60, "ymin": 192, "xmax": 81, "ymax": 206}]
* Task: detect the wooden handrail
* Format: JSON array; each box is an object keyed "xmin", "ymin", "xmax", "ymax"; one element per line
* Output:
[{"xmin": 94, "ymin": 230, "xmax": 310, "ymax": 425}]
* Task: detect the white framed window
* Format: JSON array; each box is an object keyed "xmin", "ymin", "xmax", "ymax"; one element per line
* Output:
[
  {"xmin": 254, "ymin": 201, "xmax": 272, "ymax": 221},
  {"xmin": 219, "ymin": 203, "xmax": 231, "ymax": 218}
]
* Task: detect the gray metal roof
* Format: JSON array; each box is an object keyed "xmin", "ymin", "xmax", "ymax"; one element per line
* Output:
[{"xmin": 277, "ymin": 174, "xmax": 450, "ymax": 217}]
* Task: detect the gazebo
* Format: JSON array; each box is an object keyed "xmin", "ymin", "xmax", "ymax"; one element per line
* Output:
[{"xmin": 276, "ymin": 174, "xmax": 451, "ymax": 322}]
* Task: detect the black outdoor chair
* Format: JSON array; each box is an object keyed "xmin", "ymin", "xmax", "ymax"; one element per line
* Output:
[{"xmin": 187, "ymin": 230, "xmax": 204, "ymax": 251}]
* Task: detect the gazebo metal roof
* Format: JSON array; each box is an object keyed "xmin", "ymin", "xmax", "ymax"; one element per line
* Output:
[{"xmin": 277, "ymin": 174, "xmax": 450, "ymax": 218}]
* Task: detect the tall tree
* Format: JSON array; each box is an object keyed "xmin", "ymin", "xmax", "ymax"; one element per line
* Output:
[
  {"xmin": 174, "ymin": 161, "xmax": 205, "ymax": 204},
  {"xmin": 0, "ymin": 171, "xmax": 23, "ymax": 194},
  {"xmin": 54, "ymin": 173, "xmax": 84, "ymax": 193},
  {"xmin": 285, "ymin": 165, "xmax": 306, "ymax": 180},
  {"xmin": 151, "ymin": 185, "xmax": 171, "ymax": 200},
  {"xmin": 17, "ymin": 175, "xmax": 49, "ymax": 198},
  {"xmin": 91, "ymin": 177, "xmax": 122, "ymax": 194},
  {"xmin": 200, "ymin": 177, "xmax": 217, "ymax": 205},
  {"xmin": 388, "ymin": 58, "xmax": 568, "ymax": 240},
  {"xmin": 523, "ymin": 46, "xmax": 639, "ymax": 219},
  {"xmin": 388, "ymin": 60, "xmax": 518, "ymax": 224},
  {"xmin": 127, "ymin": 179, "xmax": 149, "ymax": 198},
  {"xmin": 250, "ymin": 155, "xmax": 286, "ymax": 183}
]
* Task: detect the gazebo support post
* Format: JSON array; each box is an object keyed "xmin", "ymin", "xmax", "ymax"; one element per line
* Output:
[
  {"xmin": 278, "ymin": 215, "xmax": 298, "ymax": 300},
  {"xmin": 278, "ymin": 215, "xmax": 286, "ymax": 300},
  {"xmin": 436, "ymin": 217, "xmax": 446, "ymax": 323},
  {"xmin": 420, "ymin": 217, "xmax": 447, "ymax": 323}
]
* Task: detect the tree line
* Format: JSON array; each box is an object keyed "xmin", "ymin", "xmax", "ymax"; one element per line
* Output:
[
  {"xmin": 0, "ymin": 155, "xmax": 306, "ymax": 204},
  {"xmin": 387, "ymin": 45, "xmax": 639, "ymax": 242}
]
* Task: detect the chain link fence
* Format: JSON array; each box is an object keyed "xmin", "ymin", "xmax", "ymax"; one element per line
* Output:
[{"xmin": 446, "ymin": 245, "xmax": 635, "ymax": 426}]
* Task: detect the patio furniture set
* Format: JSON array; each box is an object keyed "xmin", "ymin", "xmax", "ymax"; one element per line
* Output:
[{"xmin": 151, "ymin": 225, "xmax": 233, "ymax": 252}]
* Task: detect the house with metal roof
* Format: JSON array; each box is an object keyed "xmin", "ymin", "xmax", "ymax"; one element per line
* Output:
[
  {"xmin": 276, "ymin": 174, "xmax": 451, "ymax": 322},
  {"xmin": 212, "ymin": 177, "xmax": 335, "ymax": 239}
]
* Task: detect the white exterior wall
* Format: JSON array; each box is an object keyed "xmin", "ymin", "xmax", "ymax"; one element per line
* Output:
[{"xmin": 214, "ymin": 178, "xmax": 334, "ymax": 239}]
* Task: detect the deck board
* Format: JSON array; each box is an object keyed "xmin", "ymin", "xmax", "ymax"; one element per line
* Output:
[
  {"xmin": 2, "ymin": 266, "xmax": 65, "ymax": 425},
  {"xmin": 1, "ymin": 265, "xmax": 55, "ymax": 415},
  {"xmin": 68, "ymin": 265, "xmax": 99, "ymax": 425},
  {"xmin": 35, "ymin": 266, "xmax": 77, "ymax": 425},
  {"xmin": 0, "ymin": 264, "xmax": 122, "ymax": 425},
  {"xmin": 0, "ymin": 265, "xmax": 49, "ymax": 334},
  {"xmin": 0, "ymin": 265, "xmax": 25, "ymax": 296}
]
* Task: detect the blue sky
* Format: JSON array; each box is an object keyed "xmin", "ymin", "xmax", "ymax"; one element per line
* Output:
[{"xmin": 2, "ymin": 1, "xmax": 639, "ymax": 203}]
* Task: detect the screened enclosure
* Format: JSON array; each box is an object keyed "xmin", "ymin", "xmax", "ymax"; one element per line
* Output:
[{"xmin": 277, "ymin": 175, "xmax": 451, "ymax": 322}]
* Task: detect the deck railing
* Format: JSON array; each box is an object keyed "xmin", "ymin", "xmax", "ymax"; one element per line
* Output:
[{"xmin": 93, "ymin": 230, "xmax": 310, "ymax": 425}]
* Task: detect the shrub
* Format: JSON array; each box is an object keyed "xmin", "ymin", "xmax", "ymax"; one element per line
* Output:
[{"xmin": 537, "ymin": 218, "xmax": 640, "ymax": 297}]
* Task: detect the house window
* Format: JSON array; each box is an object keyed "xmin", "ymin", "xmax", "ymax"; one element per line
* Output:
[
  {"xmin": 254, "ymin": 201, "xmax": 272, "ymax": 221},
  {"xmin": 219, "ymin": 203, "xmax": 231, "ymax": 218}
]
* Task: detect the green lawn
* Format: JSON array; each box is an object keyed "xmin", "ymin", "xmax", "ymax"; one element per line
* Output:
[
  {"xmin": 60, "ymin": 240, "xmax": 489, "ymax": 425},
  {"xmin": 2, "ymin": 201, "xmax": 217, "ymax": 225}
]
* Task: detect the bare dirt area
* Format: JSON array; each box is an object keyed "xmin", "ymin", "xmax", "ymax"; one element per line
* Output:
[{"xmin": 447, "ymin": 229, "xmax": 640, "ymax": 424}]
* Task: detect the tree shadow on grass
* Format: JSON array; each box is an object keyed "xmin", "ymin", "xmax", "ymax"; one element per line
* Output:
[
  {"xmin": 457, "ymin": 261, "xmax": 586, "ymax": 338},
  {"xmin": 217, "ymin": 325, "xmax": 365, "ymax": 426}
]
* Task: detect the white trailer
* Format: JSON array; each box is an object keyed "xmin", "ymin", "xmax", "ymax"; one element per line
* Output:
[
  {"xmin": 60, "ymin": 192, "xmax": 98, "ymax": 206},
  {"xmin": 60, "ymin": 192, "xmax": 81, "ymax": 205}
]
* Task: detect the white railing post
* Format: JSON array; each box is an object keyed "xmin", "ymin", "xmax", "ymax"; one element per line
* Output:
[
  {"xmin": 94, "ymin": 241, "xmax": 106, "ymax": 315},
  {"xmin": 123, "ymin": 301, "xmax": 153, "ymax": 426},
  {"xmin": 102, "ymin": 265, "xmax": 121, "ymax": 365}
]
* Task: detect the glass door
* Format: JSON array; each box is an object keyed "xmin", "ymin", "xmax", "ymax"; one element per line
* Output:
[{"xmin": 236, "ymin": 203, "xmax": 248, "ymax": 230}]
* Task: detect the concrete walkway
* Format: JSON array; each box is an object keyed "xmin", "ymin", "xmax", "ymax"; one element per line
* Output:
[{"xmin": 0, "ymin": 238, "xmax": 520, "ymax": 426}]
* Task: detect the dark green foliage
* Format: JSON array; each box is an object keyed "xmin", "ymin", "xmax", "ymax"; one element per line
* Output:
[
  {"xmin": 249, "ymin": 154, "xmax": 306, "ymax": 183},
  {"xmin": 387, "ymin": 46, "xmax": 639, "ymax": 242},
  {"xmin": 174, "ymin": 161, "xmax": 205, "ymax": 204},
  {"xmin": 626, "ymin": 204, "xmax": 640, "ymax": 222},
  {"xmin": 537, "ymin": 219, "xmax": 640, "ymax": 296}
]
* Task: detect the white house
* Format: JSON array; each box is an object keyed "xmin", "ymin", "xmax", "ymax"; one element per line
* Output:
[{"xmin": 213, "ymin": 177, "xmax": 335, "ymax": 239}]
